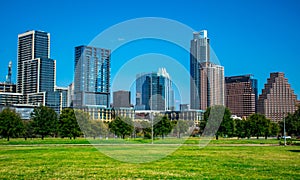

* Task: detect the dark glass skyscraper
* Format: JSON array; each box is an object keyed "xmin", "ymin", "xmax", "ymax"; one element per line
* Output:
[
  {"xmin": 74, "ymin": 45, "xmax": 111, "ymax": 107},
  {"xmin": 135, "ymin": 68, "xmax": 174, "ymax": 111}
]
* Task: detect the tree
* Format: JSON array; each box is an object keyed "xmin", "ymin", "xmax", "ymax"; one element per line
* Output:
[
  {"xmin": 31, "ymin": 106, "xmax": 58, "ymax": 140},
  {"xmin": 202, "ymin": 106, "xmax": 234, "ymax": 140},
  {"xmin": 23, "ymin": 120, "xmax": 34, "ymax": 140},
  {"xmin": 134, "ymin": 121, "xmax": 151, "ymax": 138},
  {"xmin": 0, "ymin": 108, "xmax": 24, "ymax": 141},
  {"xmin": 108, "ymin": 116, "xmax": 134, "ymax": 139},
  {"xmin": 269, "ymin": 122, "xmax": 279, "ymax": 137},
  {"xmin": 247, "ymin": 113, "xmax": 270, "ymax": 139},
  {"xmin": 75, "ymin": 110, "xmax": 91, "ymax": 137},
  {"xmin": 90, "ymin": 120, "xmax": 108, "ymax": 139},
  {"xmin": 141, "ymin": 121, "xmax": 152, "ymax": 139},
  {"xmin": 234, "ymin": 119, "xmax": 246, "ymax": 139},
  {"xmin": 280, "ymin": 111, "xmax": 300, "ymax": 136},
  {"xmin": 153, "ymin": 115, "xmax": 172, "ymax": 139},
  {"xmin": 58, "ymin": 108, "xmax": 81, "ymax": 139},
  {"xmin": 173, "ymin": 120, "xmax": 189, "ymax": 138}
]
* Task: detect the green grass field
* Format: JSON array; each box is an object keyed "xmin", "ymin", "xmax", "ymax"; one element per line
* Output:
[
  {"xmin": 0, "ymin": 137, "xmax": 282, "ymax": 145},
  {"xmin": 0, "ymin": 138, "xmax": 299, "ymax": 179}
]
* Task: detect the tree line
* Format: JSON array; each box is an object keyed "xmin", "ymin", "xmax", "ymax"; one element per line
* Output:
[
  {"xmin": 0, "ymin": 106, "xmax": 109, "ymax": 141},
  {"xmin": 199, "ymin": 105, "xmax": 300, "ymax": 139},
  {"xmin": 0, "ymin": 105, "xmax": 299, "ymax": 141},
  {"xmin": 0, "ymin": 106, "xmax": 191, "ymax": 141}
]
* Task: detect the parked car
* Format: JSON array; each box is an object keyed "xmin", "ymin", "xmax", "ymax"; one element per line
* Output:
[{"xmin": 281, "ymin": 136, "xmax": 291, "ymax": 139}]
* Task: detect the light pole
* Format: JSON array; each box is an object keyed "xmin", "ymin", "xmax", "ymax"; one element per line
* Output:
[
  {"xmin": 283, "ymin": 112, "xmax": 286, "ymax": 146},
  {"xmin": 151, "ymin": 112, "xmax": 154, "ymax": 144}
]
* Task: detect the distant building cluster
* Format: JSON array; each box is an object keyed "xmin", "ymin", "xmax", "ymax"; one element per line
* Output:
[{"xmin": 0, "ymin": 29, "xmax": 298, "ymax": 123}]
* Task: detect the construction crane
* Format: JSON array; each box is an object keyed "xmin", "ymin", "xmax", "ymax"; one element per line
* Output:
[{"xmin": 5, "ymin": 61, "xmax": 12, "ymax": 84}]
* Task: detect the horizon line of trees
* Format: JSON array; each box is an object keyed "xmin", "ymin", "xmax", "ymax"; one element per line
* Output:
[{"xmin": 0, "ymin": 105, "xmax": 299, "ymax": 141}]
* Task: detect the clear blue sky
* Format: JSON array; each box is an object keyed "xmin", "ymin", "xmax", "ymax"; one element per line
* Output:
[{"xmin": 0, "ymin": 0, "xmax": 299, "ymax": 105}]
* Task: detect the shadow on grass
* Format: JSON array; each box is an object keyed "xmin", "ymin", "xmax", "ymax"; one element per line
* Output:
[{"xmin": 288, "ymin": 150, "xmax": 300, "ymax": 153}]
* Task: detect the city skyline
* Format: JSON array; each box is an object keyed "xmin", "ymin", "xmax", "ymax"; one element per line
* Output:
[{"xmin": 0, "ymin": 0, "xmax": 300, "ymax": 104}]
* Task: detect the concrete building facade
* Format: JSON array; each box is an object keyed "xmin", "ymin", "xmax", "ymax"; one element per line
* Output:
[{"xmin": 258, "ymin": 72, "xmax": 298, "ymax": 122}]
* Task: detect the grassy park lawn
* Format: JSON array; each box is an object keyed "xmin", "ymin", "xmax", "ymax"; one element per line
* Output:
[
  {"xmin": 0, "ymin": 138, "xmax": 299, "ymax": 179},
  {"xmin": 0, "ymin": 137, "xmax": 282, "ymax": 145}
]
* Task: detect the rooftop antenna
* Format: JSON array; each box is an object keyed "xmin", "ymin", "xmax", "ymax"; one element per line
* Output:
[{"xmin": 5, "ymin": 61, "xmax": 12, "ymax": 84}]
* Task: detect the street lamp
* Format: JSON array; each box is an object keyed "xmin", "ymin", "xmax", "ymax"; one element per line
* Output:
[
  {"xmin": 151, "ymin": 112, "xmax": 154, "ymax": 144},
  {"xmin": 283, "ymin": 112, "xmax": 286, "ymax": 146}
]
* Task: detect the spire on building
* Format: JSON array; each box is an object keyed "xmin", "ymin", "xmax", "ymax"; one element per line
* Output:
[{"xmin": 5, "ymin": 61, "xmax": 12, "ymax": 84}]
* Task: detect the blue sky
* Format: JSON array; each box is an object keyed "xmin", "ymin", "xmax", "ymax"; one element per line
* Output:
[{"xmin": 0, "ymin": 0, "xmax": 299, "ymax": 105}]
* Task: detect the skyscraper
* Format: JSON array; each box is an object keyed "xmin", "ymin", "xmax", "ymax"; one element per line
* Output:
[
  {"xmin": 16, "ymin": 30, "xmax": 57, "ymax": 107},
  {"xmin": 14, "ymin": 30, "xmax": 68, "ymax": 114},
  {"xmin": 17, "ymin": 30, "xmax": 50, "ymax": 93},
  {"xmin": 74, "ymin": 45, "xmax": 111, "ymax": 107},
  {"xmin": 135, "ymin": 68, "xmax": 174, "ymax": 111},
  {"xmin": 22, "ymin": 58, "xmax": 55, "ymax": 95},
  {"xmin": 113, "ymin": 90, "xmax": 131, "ymax": 108},
  {"xmin": 225, "ymin": 75, "xmax": 258, "ymax": 118},
  {"xmin": 190, "ymin": 30, "xmax": 225, "ymax": 110},
  {"xmin": 258, "ymin": 72, "xmax": 298, "ymax": 122}
]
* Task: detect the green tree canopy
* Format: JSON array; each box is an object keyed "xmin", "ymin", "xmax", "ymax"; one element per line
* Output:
[
  {"xmin": 108, "ymin": 116, "xmax": 134, "ymax": 139},
  {"xmin": 31, "ymin": 106, "xmax": 58, "ymax": 140},
  {"xmin": 23, "ymin": 120, "xmax": 34, "ymax": 140},
  {"xmin": 153, "ymin": 115, "xmax": 172, "ymax": 139},
  {"xmin": 89, "ymin": 120, "xmax": 108, "ymax": 139},
  {"xmin": 202, "ymin": 105, "xmax": 234, "ymax": 139},
  {"xmin": 173, "ymin": 120, "xmax": 189, "ymax": 138},
  {"xmin": 280, "ymin": 108, "xmax": 300, "ymax": 136},
  {"xmin": 0, "ymin": 108, "xmax": 24, "ymax": 141},
  {"xmin": 234, "ymin": 119, "xmax": 247, "ymax": 139},
  {"xmin": 58, "ymin": 108, "xmax": 81, "ymax": 139},
  {"xmin": 247, "ymin": 113, "xmax": 270, "ymax": 139},
  {"xmin": 74, "ymin": 110, "xmax": 91, "ymax": 137}
]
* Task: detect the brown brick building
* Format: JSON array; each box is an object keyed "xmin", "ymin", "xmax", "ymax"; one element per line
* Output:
[
  {"xmin": 225, "ymin": 75, "xmax": 257, "ymax": 118},
  {"xmin": 258, "ymin": 72, "xmax": 298, "ymax": 122}
]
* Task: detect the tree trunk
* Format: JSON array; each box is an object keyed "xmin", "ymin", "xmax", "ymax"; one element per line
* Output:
[
  {"xmin": 7, "ymin": 136, "xmax": 9, "ymax": 141},
  {"xmin": 216, "ymin": 134, "xmax": 219, "ymax": 140},
  {"xmin": 257, "ymin": 135, "xmax": 259, "ymax": 139},
  {"xmin": 42, "ymin": 135, "xmax": 44, "ymax": 140}
]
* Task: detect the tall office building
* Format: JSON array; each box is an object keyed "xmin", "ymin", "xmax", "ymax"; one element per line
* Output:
[
  {"xmin": 17, "ymin": 30, "xmax": 56, "ymax": 106},
  {"xmin": 258, "ymin": 72, "xmax": 298, "ymax": 122},
  {"xmin": 135, "ymin": 68, "xmax": 174, "ymax": 111},
  {"xmin": 74, "ymin": 45, "xmax": 111, "ymax": 107},
  {"xmin": 225, "ymin": 75, "xmax": 257, "ymax": 118},
  {"xmin": 54, "ymin": 86, "xmax": 68, "ymax": 113},
  {"xmin": 15, "ymin": 30, "xmax": 66, "ymax": 114},
  {"xmin": 17, "ymin": 30, "xmax": 50, "ymax": 93},
  {"xmin": 67, "ymin": 82, "xmax": 74, "ymax": 107},
  {"xmin": 22, "ymin": 58, "xmax": 55, "ymax": 95},
  {"xmin": 113, "ymin": 90, "xmax": 131, "ymax": 108},
  {"xmin": 190, "ymin": 30, "xmax": 225, "ymax": 110}
]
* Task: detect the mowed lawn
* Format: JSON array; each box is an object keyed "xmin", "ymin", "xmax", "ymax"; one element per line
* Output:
[{"xmin": 0, "ymin": 139, "xmax": 299, "ymax": 179}]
